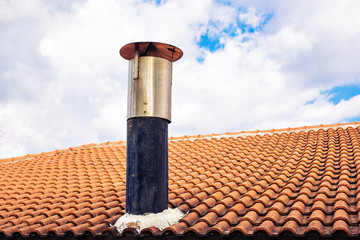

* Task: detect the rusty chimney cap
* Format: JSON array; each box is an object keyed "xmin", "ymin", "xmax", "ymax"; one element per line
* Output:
[{"xmin": 120, "ymin": 42, "xmax": 183, "ymax": 62}]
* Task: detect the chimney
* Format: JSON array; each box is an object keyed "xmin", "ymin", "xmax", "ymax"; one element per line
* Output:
[{"xmin": 120, "ymin": 42, "xmax": 183, "ymax": 215}]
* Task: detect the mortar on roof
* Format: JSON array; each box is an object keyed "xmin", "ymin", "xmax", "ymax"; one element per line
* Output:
[{"xmin": 114, "ymin": 208, "xmax": 186, "ymax": 233}]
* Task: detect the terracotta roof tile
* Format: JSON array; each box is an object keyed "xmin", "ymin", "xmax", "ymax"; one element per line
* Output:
[
  {"xmin": 232, "ymin": 220, "xmax": 255, "ymax": 235},
  {"xmin": 181, "ymin": 212, "xmax": 199, "ymax": 226},
  {"xmin": 192, "ymin": 204, "xmax": 209, "ymax": 216},
  {"xmin": 199, "ymin": 211, "xmax": 219, "ymax": 226},
  {"xmin": 1, "ymin": 123, "xmax": 360, "ymax": 237},
  {"xmin": 163, "ymin": 222, "xmax": 187, "ymax": 236},
  {"xmin": 208, "ymin": 220, "xmax": 231, "ymax": 235},
  {"xmin": 185, "ymin": 221, "xmax": 209, "ymax": 236}
]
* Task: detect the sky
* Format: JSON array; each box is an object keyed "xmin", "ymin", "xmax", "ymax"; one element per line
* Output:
[{"xmin": 1, "ymin": 0, "xmax": 360, "ymax": 158}]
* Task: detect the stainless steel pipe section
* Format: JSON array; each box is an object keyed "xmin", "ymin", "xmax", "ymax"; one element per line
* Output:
[{"xmin": 127, "ymin": 56, "xmax": 173, "ymax": 122}]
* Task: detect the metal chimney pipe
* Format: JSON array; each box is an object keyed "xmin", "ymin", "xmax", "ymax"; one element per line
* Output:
[{"xmin": 120, "ymin": 42, "xmax": 183, "ymax": 215}]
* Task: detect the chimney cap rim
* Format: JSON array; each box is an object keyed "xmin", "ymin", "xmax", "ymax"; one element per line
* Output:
[{"xmin": 120, "ymin": 42, "xmax": 183, "ymax": 62}]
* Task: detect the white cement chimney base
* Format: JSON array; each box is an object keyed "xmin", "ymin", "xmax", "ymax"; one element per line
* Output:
[{"xmin": 114, "ymin": 208, "xmax": 186, "ymax": 233}]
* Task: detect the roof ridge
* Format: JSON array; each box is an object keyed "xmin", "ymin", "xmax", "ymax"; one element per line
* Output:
[
  {"xmin": 169, "ymin": 121, "xmax": 360, "ymax": 141},
  {"xmin": 0, "ymin": 140, "xmax": 126, "ymax": 164}
]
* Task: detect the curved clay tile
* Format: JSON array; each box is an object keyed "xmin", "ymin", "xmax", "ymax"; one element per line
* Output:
[
  {"xmin": 210, "ymin": 204, "xmax": 227, "ymax": 216},
  {"xmin": 54, "ymin": 215, "xmax": 76, "ymax": 226},
  {"xmin": 280, "ymin": 220, "xmax": 303, "ymax": 236},
  {"xmin": 228, "ymin": 203, "xmax": 246, "ymax": 215},
  {"xmin": 33, "ymin": 223, "xmax": 59, "ymax": 237},
  {"xmin": 337, "ymin": 185, "xmax": 351, "ymax": 195},
  {"xmin": 314, "ymin": 193, "xmax": 329, "ymax": 204},
  {"xmin": 162, "ymin": 222, "xmax": 188, "ymax": 236},
  {"xmin": 202, "ymin": 197, "xmax": 216, "ymax": 208},
  {"xmin": 240, "ymin": 211, "xmax": 260, "ymax": 225},
  {"xmin": 218, "ymin": 211, "xmax": 239, "ymax": 226},
  {"xmin": 317, "ymin": 186, "xmax": 332, "ymax": 197},
  {"xmin": 289, "ymin": 201, "xmax": 306, "ymax": 214},
  {"xmin": 192, "ymin": 192, "xmax": 208, "ymax": 202},
  {"xmin": 231, "ymin": 220, "xmax": 254, "ymax": 236},
  {"xmin": 263, "ymin": 209, "xmax": 281, "ymax": 224},
  {"xmin": 50, "ymin": 222, "xmax": 75, "ymax": 237},
  {"xmin": 322, "ymin": 175, "xmax": 335, "ymax": 184},
  {"xmin": 207, "ymin": 220, "xmax": 231, "ymax": 235},
  {"xmin": 184, "ymin": 221, "xmax": 209, "ymax": 236},
  {"xmin": 219, "ymin": 196, "xmax": 236, "ymax": 208},
  {"xmin": 276, "ymin": 194, "xmax": 290, "ymax": 205},
  {"xmin": 239, "ymin": 195, "xmax": 256, "ymax": 208},
  {"xmin": 244, "ymin": 190, "xmax": 259, "ymax": 200},
  {"xmin": 18, "ymin": 224, "xmax": 43, "ymax": 237},
  {"xmin": 87, "ymin": 222, "xmax": 109, "ymax": 236},
  {"xmin": 333, "ymin": 209, "xmax": 350, "ymax": 224},
  {"xmin": 192, "ymin": 204, "xmax": 209, "ymax": 216},
  {"xmin": 120, "ymin": 228, "xmax": 139, "ymax": 237},
  {"xmin": 311, "ymin": 200, "xmax": 327, "ymax": 212},
  {"xmin": 309, "ymin": 210, "xmax": 326, "ymax": 224},
  {"xmin": 227, "ymin": 190, "xmax": 241, "ymax": 201},
  {"xmin": 335, "ymin": 192, "xmax": 350, "ymax": 203},
  {"xmin": 140, "ymin": 227, "xmax": 161, "ymax": 236},
  {"xmin": 254, "ymin": 195, "xmax": 272, "ymax": 206},
  {"xmin": 248, "ymin": 202, "xmax": 265, "ymax": 214},
  {"xmin": 255, "ymin": 220, "xmax": 279, "ymax": 236},
  {"xmin": 269, "ymin": 202, "xmax": 286, "ymax": 213},
  {"xmin": 69, "ymin": 222, "xmax": 93, "ymax": 236},
  {"xmin": 180, "ymin": 212, "xmax": 200, "ymax": 226},
  {"xmin": 333, "ymin": 200, "xmax": 349, "ymax": 212},
  {"xmin": 305, "ymin": 219, "xmax": 329, "ymax": 236},
  {"xmin": 285, "ymin": 209, "xmax": 304, "ymax": 225},
  {"xmin": 38, "ymin": 215, "xmax": 61, "ymax": 226},
  {"xmin": 267, "ymin": 183, "xmax": 281, "ymax": 193},
  {"xmin": 199, "ymin": 212, "xmax": 219, "ymax": 226},
  {"xmin": 331, "ymin": 219, "xmax": 352, "ymax": 236}
]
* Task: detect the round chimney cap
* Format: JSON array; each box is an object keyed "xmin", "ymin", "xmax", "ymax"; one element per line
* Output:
[{"xmin": 120, "ymin": 42, "xmax": 183, "ymax": 62}]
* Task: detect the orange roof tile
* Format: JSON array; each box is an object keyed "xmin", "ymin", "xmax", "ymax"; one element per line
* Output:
[{"xmin": 1, "ymin": 122, "xmax": 360, "ymax": 238}]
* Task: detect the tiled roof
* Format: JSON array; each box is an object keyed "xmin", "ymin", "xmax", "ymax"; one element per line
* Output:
[{"xmin": 1, "ymin": 122, "xmax": 360, "ymax": 238}]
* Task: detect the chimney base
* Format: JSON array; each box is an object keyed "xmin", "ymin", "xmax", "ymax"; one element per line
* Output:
[{"xmin": 115, "ymin": 208, "xmax": 186, "ymax": 233}]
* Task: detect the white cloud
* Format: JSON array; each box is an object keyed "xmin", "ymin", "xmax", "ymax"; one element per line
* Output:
[
  {"xmin": 1, "ymin": 0, "xmax": 360, "ymax": 158},
  {"xmin": 0, "ymin": 0, "xmax": 47, "ymax": 21},
  {"xmin": 238, "ymin": 6, "xmax": 262, "ymax": 27}
]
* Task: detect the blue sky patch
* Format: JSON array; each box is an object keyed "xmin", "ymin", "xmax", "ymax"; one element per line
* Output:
[
  {"xmin": 197, "ymin": 24, "xmax": 225, "ymax": 52},
  {"xmin": 344, "ymin": 116, "xmax": 360, "ymax": 123},
  {"xmin": 236, "ymin": 12, "xmax": 273, "ymax": 34},
  {"xmin": 305, "ymin": 99, "xmax": 316, "ymax": 105},
  {"xmin": 142, "ymin": 0, "xmax": 165, "ymax": 5},
  {"xmin": 324, "ymin": 84, "xmax": 360, "ymax": 105},
  {"xmin": 215, "ymin": 0, "xmax": 232, "ymax": 6},
  {"xmin": 196, "ymin": 6, "xmax": 273, "ymax": 57},
  {"xmin": 196, "ymin": 56, "xmax": 205, "ymax": 63}
]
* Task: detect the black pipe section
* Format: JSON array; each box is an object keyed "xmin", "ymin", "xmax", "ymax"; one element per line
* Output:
[{"xmin": 126, "ymin": 117, "xmax": 169, "ymax": 215}]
